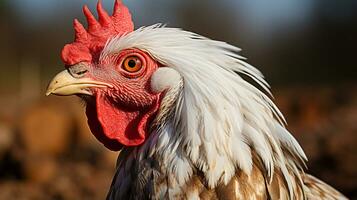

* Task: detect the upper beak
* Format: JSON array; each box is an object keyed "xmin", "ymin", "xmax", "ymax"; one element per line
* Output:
[{"xmin": 46, "ymin": 69, "xmax": 112, "ymax": 96}]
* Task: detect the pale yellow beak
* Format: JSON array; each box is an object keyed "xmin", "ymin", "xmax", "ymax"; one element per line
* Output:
[{"xmin": 46, "ymin": 69, "xmax": 112, "ymax": 96}]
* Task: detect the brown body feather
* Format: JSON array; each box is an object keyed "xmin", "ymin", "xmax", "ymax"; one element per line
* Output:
[
  {"xmin": 169, "ymin": 165, "xmax": 347, "ymax": 200},
  {"xmin": 108, "ymin": 157, "xmax": 348, "ymax": 200}
]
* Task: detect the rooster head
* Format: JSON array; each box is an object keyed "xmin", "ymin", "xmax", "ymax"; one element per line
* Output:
[{"xmin": 46, "ymin": 1, "xmax": 175, "ymax": 150}]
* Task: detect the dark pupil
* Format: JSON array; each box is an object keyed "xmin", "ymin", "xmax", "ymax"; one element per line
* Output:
[{"xmin": 128, "ymin": 59, "xmax": 136, "ymax": 68}]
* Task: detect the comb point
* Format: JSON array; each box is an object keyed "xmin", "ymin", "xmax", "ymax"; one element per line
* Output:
[
  {"xmin": 73, "ymin": 19, "xmax": 88, "ymax": 40},
  {"xmin": 83, "ymin": 5, "xmax": 100, "ymax": 31},
  {"xmin": 97, "ymin": 1, "xmax": 111, "ymax": 26},
  {"xmin": 113, "ymin": 0, "xmax": 123, "ymax": 16}
]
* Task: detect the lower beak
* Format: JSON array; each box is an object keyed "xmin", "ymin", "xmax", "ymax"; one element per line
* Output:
[{"xmin": 46, "ymin": 69, "xmax": 112, "ymax": 96}]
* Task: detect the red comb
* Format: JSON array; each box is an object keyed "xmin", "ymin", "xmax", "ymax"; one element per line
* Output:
[{"xmin": 61, "ymin": 0, "xmax": 134, "ymax": 66}]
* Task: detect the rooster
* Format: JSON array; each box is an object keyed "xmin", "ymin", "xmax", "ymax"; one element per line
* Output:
[{"xmin": 46, "ymin": 1, "xmax": 347, "ymax": 199}]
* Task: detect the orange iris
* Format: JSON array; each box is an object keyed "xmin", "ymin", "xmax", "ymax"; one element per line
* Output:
[{"xmin": 122, "ymin": 56, "xmax": 142, "ymax": 73}]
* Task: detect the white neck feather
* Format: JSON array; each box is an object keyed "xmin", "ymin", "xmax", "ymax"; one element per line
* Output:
[{"xmin": 102, "ymin": 25, "xmax": 307, "ymax": 198}]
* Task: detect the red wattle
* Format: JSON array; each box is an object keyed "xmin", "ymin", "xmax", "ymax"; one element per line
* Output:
[{"xmin": 86, "ymin": 94, "xmax": 160, "ymax": 150}]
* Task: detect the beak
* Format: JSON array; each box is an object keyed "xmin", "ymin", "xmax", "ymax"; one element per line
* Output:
[{"xmin": 46, "ymin": 69, "xmax": 112, "ymax": 96}]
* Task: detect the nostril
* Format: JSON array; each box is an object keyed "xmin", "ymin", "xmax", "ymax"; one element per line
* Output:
[
  {"xmin": 68, "ymin": 63, "xmax": 89, "ymax": 78},
  {"xmin": 76, "ymin": 70, "xmax": 88, "ymax": 76},
  {"xmin": 71, "ymin": 69, "xmax": 88, "ymax": 78}
]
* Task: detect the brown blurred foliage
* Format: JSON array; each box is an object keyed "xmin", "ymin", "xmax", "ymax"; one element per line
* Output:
[{"xmin": 275, "ymin": 85, "xmax": 357, "ymax": 197}]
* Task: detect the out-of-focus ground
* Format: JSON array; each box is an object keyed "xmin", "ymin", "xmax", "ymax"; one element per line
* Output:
[{"xmin": 0, "ymin": 0, "xmax": 356, "ymax": 199}]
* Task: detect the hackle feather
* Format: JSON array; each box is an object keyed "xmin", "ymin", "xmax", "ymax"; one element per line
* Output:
[{"xmin": 102, "ymin": 25, "xmax": 347, "ymax": 200}]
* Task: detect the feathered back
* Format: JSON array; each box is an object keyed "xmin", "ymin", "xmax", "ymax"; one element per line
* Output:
[{"xmin": 102, "ymin": 25, "xmax": 307, "ymax": 198}]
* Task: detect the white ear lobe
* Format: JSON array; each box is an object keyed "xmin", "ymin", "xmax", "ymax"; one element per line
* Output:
[{"xmin": 151, "ymin": 67, "xmax": 182, "ymax": 93}]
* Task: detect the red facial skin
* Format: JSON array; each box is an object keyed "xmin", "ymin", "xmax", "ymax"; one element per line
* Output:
[{"xmin": 81, "ymin": 49, "xmax": 161, "ymax": 151}]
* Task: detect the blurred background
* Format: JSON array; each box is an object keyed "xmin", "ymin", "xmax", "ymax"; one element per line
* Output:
[{"xmin": 0, "ymin": 0, "xmax": 356, "ymax": 199}]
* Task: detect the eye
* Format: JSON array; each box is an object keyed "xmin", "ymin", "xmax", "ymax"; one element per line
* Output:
[{"xmin": 122, "ymin": 56, "xmax": 143, "ymax": 73}]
